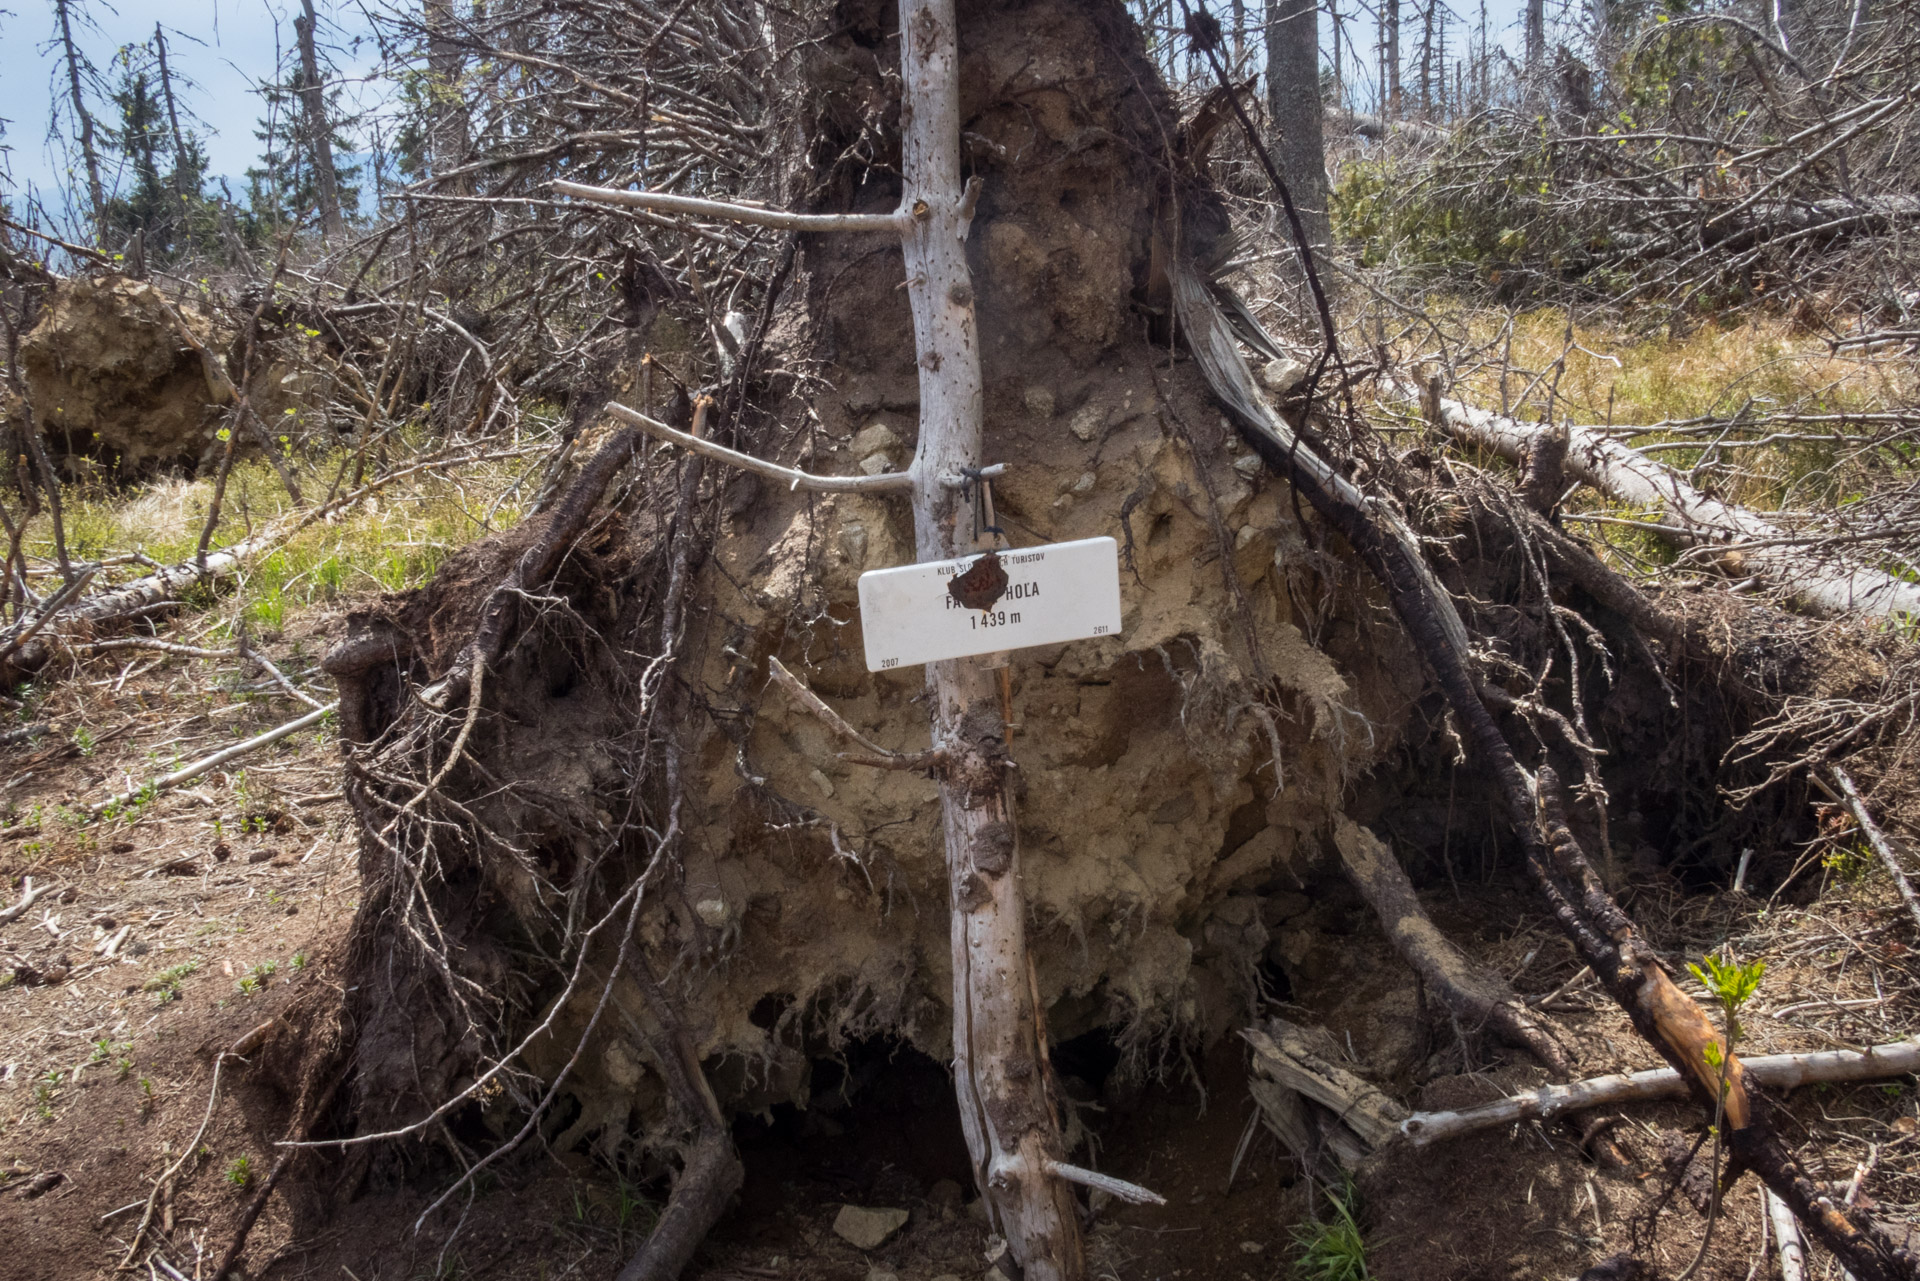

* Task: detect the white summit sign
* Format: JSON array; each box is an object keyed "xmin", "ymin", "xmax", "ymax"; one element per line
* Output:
[{"xmin": 857, "ymin": 536, "xmax": 1123, "ymax": 672}]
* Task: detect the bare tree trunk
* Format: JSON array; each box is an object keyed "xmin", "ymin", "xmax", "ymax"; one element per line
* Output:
[
  {"xmin": 1419, "ymin": 0, "xmax": 1435, "ymax": 117},
  {"xmin": 154, "ymin": 25, "xmax": 192, "ymax": 204},
  {"xmin": 1525, "ymin": 0, "xmax": 1544, "ymax": 76},
  {"xmin": 1384, "ymin": 0, "xmax": 1401, "ymax": 116},
  {"xmin": 899, "ymin": 4, "xmax": 1085, "ymax": 1275},
  {"xmin": 425, "ymin": 0, "xmax": 471, "ymax": 190},
  {"xmin": 1266, "ymin": 0, "xmax": 1331, "ymax": 250},
  {"xmin": 295, "ymin": 0, "xmax": 345, "ymax": 239},
  {"xmin": 1329, "ymin": 0, "xmax": 1344, "ymax": 110},
  {"xmin": 55, "ymin": 0, "xmax": 106, "ymax": 241}
]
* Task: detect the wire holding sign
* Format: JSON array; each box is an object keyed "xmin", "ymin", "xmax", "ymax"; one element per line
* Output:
[{"xmin": 857, "ymin": 537, "xmax": 1124, "ymax": 672}]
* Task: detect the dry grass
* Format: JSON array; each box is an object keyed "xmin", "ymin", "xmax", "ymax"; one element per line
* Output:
[
  {"xmin": 1446, "ymin": 307, "xmax": 1909, "ymax": 431},
  {"xmin": 12, "ymin": 441, "xmax": 546, "ymax": 645}
]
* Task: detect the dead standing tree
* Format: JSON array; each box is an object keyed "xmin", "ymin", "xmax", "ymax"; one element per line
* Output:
[{"xmin": 555, "ymin": 0, "xmax": 1140, "ymax": 1276}]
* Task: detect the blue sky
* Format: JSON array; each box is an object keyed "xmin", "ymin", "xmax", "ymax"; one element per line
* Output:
[
  {"xmin": 0, "ymin": 0, "xmax": 1540, "ymax": 225},
  {"xmin": 0, "ymin": 0, "xmax": 384, "ymax": 226}
]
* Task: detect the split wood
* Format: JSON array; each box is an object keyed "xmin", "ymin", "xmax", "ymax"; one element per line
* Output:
[{"xmin": 561, "ymin": 1, "xmax": 1089, "ymax": 1274}]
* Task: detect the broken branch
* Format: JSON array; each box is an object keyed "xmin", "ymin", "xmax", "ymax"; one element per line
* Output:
[
  {"xmin": 602, "ymin": 401, "xmax": 912, "ymax": 493},
  {"xmin": 87, "ymin": 702, "xmax": 336, "ymax": 816},
  {"xmin": 1042, "ymin": 1161, "xmax": 1165, "ymax": 1206},
  {"xmin": 0, "ymin": 877, "xmax": 55, "ymax": 927},
  {"xmin": 765, "ymin": 656, "xmax": 946, "ymax": 772},
  {"xmin": 1828, "ymin": 766, "xmax": 1920, "ymax": 936},
  {"xmin": 554, "ymin": 179, "xmax": 910, "ymax": 234},
  {"xmin": 1399, "ymin": 1038, "xmax": 1920, "ymax": 1146}
]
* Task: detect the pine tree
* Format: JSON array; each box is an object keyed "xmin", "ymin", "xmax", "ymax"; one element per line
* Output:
[
  {"xmin": 244, "ymin": 19, "xmax": 360, "ymax": 238},
  {"xmin": 100, "ymin": 42, "xmax": 213, "ymax": 262}
]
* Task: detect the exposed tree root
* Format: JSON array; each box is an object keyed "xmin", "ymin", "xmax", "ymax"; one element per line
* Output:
[
  {"xmin": 1171, "ymin": 257, "xmax": 1920, "ymax": 1280},
  {"xmin": 1331, "ymin": 816, "xmax": 1570, "ymax": 1076},
  {"xmin": 616, "ymin": 957, "xmax": 744, "ymax": 1281}
]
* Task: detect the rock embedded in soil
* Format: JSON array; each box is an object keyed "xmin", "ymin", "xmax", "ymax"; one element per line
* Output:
[{"xmin": 833, "ymin": 1204, "xmax": 910, "ymax": 1250}]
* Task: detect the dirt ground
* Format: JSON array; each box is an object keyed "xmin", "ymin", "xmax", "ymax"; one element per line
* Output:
[{"xmin": 4, "ymin": 599, "xmax": 1920, "ymax": 1281}]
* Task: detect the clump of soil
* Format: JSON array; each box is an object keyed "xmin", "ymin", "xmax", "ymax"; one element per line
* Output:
[
  {"xmin": 324, "ymin": 0, "xmax": 1421, "ymax": 1182},
  {"xmin": 12, "ymin": 275, "xmax": 225, "ymax": 478}
]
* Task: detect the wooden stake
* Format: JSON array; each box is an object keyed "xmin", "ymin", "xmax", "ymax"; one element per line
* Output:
[{"xmin": 561, "ymin": 4, "xmax": 1087, "ymax": 1273}]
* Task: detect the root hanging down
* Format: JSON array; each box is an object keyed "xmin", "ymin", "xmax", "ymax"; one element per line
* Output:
[{"xmin": 1331, "ymin": 817, "xmax": 1569, "ymax": 1076}]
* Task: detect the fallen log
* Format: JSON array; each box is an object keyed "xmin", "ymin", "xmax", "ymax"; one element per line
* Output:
[
  {"xmin": 1400, "ymin": 379, "xmax": 1920, "ymax": 619},
  {"xmin": 1323, "ymin": 106, "xmax": 1451, "ymax": 148},
  {"xmin": 5, "ymin": 442, "xmax": 536, "ymax": 676},
  {"xmin": 1248, "ymin": 1020, "xmax": 1920, "ymax": 1151}
]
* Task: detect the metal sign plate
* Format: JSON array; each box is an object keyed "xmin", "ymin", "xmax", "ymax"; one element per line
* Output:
[{"xmin": 857, "ymin": 536, "xmax": 1123, "ymax": 672}]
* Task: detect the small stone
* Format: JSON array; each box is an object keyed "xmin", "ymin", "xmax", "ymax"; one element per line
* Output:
[
  {"xmin": 867, "ymin": 1270, "xmax": 900, "ymax": 1281},
  {"xmin": 1239, "ymin": 1241, "xmax": 1266, "ymax": 1255},
  {"xmin": 1071, "ymin": 471, "xmax": 1097, "ymax": 494},
  {"xmin": 693, "ymin": 897, "xmax": 730, "ymax": 928},
  {"xmin": 931, "ymin": 1274, "xmax": 964, "ymax": 1281},
  {"xmin": 833, "ymin": 1204, "xmax": 910, "ymax": 1250},
  {"xmin": 841, "ymin": 522, "xmax": 869, "ymax": 567},
  {"xmin": 1260, "ymin": 358, "xmax": 1306, "ymax": 394},
  {"xmin": 965, "ymin": 1197, "xmax": 990, "ymax": 1223},
  {"xmin": 852, "ymin": 422, "xmax": 901, "ymax": 456},
  {"xmin": 809, "ymin": 767, "xmax": 836, "ymax": 799},
  {"xmin": 1235, "ymin": 525, "xmax": 1258, "ymax": 550},
  {"xmin": 1023, "ymin": 387, "xmax": 1056, "ymax": 418},
  {"xmin": 928, "ymin": 1178, "xmax": 964, "ymax": 1212},
  {"xmin": 859, "ymin": 452, "xmax": 895, "ymax": 476},
  {"xmin": 1232, "ymin": 453, "xmax": 1263, "ymax": 480},
  {"xmin": 1068, "ymin": 405, "xmax": 1103, "ymax": 442}
]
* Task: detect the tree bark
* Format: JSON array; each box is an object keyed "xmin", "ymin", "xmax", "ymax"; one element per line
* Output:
[
  {"xmin": 295, "ymin": 0, "xmax": 345, "ymax": 239},
  {"xmin": 55, "ymin": 0, "xmax": 106, "ymax": 240},
  {"xmin": 898, "ymin": 3, "xmax": 1084, "ymax": 1275},
  {"xmin": 424, "ymin": 0, "xmax": 471, "ymax": 191},
  {"xmin": 1265, "ymin": 0, "xmax": 1331, "ymax": 250},
  {"xmin": 154, "ymin": 25, "xmax": 192, "ymax": 204}
]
